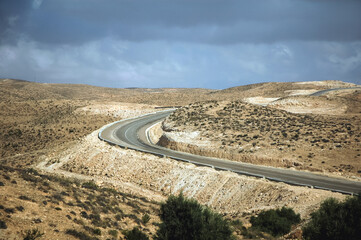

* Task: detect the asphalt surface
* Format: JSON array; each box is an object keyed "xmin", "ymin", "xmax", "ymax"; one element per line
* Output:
[
  {"xmin": 310, "ymin": 87, "xmax": 361, "ymax": 96},
  {"xmin": 99, "ymin": 110, "xmax": 361, "ymax": 195}
]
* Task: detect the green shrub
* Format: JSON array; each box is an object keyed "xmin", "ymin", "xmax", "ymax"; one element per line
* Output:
[
  {"xmin": 101, "ymin": 187, "xmax": 118, "ymax": 195},
  {"xmin": 82, "ymin": 181, "xmax": 98, "ymax": 190},
  {"xmin": 123, "ymin": 227, "xmax": 149, "ymax": 240},
  {"xmin": 23, "ymin": 228, "xmax": 44, "ymax": 240},
  {"xmin": 83, "ymin": 226, "xmax": 102, "ymax": 236},
  {"xmin": 142, "ymin": 213, "xmax": 151, "ymax": 225},
  {"xmin": 250, "ymin": 206, "xmax": 300, "ymax": 236},
  {"xmin": 65, "ymin": 229, "xmax": 98, "ymax": 240},
  {"xmin": 0, "ymin": 220, "xmax": 7, "ymax": 229},
  {"xmin": 19, "ymin": 195, "xmax": 31, "ymax": 201},
  {"xmin": 92, "ymin": 228, "xmax": 101, "ymax": 235},
  {"xmin": 155, "ymin": 193, "xmax": 234, "ymax": 240},
  {"xmin": 115, "ymin": 213, "xmax": 123, "ymax": 221},
  {"xmin": 108, "ymin": 229, "xmax": 118, "ymax": 237},
  {"xmin": 303, "ymin": 195, "xmax": 361, "ymax": 240}
]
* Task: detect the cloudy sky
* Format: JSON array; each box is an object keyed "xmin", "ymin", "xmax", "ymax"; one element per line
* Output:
[{"xmin": 0, "ymin": 0, "xmax": 360, "ymax": 89}]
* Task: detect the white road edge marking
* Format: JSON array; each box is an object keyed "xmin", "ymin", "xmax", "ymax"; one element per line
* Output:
[{"xmin": 145, "ymin": 120, "xmax": 163, "ymax": 145}]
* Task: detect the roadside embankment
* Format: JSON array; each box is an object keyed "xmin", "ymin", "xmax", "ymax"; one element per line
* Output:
[{"xmin": 40, "ymin": 128, "xmax": 345, "ymax": 223}]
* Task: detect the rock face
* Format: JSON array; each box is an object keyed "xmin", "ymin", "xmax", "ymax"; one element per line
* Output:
[{"xmin": 41, "ymin": 129, "xmax": 345, "ymax": 221}]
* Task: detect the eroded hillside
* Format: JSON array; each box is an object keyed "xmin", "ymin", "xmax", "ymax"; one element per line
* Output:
[{"xmin": 41, "ymin": 129, "xmax": 344, "ymax": 223}]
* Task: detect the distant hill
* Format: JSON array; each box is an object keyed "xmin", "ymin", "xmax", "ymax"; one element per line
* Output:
[
  {"xmin": 211, "ymin": 80, "xmax": 358, "ymax": 98},
  {"xmin": 0, "ymin": 78, "xmax": 212, "ymax": 105},
  {"xmin": 1, "ymin": 78, "xmax": 358, "ymax": 105}
]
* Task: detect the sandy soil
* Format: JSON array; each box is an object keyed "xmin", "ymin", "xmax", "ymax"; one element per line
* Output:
[
  {"xmin": 242, "ymin": 97, "xmax": 280, "ymax": 106},
  {"xmin": 76, "ymin": 102, "xmax": 159, "ymax": 119},
  {"xmin": 268, "ymin": 96, "xmax": 348, "ymax": 115}
]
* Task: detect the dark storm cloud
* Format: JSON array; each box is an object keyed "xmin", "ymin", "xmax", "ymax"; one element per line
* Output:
[
  {"xmin": 3, "ymin": 0, "xmax": 361, "ymax": 45},
  {"xmin": 1, "ymin": 0, "xmax": 360, "ymax": 88},
  {"xmin": 0, "ymin": 0, "xmax": 32, "ymax": 43}
]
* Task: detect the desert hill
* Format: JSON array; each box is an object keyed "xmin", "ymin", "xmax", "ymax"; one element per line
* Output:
[
  {"xmin": 212, "ymin": 80, "xmax": 358, "ymax": 98},
  {"xmin": 0, "ymin": 78, "xmax": 212, "ymax": 105},
  {"xmin": 157, "ymin": 80, "xmax": 361, "ymax": 178},
  {"xmin": 0, "ymin": 78, "xmax": 358, "ymax": 239},
  {"xmin": 160, "ymin": 99, "xmax": 361, "ymax": 177},
  {"xmin": 2, "ymin": 78, "xmax": 358, "ymax": 105},
  {"xmin": 0, "ymin": 78, "xmax": 212, "ymax": 166},
  {"xmin": 1, "ymin": 78, "xmax": 359, "ymax": 171}
]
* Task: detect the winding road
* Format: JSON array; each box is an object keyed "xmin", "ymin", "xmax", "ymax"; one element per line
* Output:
[
  {"xmin": 310, "ymin": 86, "xmax": 361, "ymax": 96},
  {"xmin": 99, "ymin": 110, "xmax": 361, "ymax": 195}
]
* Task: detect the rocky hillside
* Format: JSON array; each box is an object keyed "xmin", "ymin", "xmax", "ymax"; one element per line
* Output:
[
  {"xmin": 211, "ymin": 80, "xmax": 358, "ymax": 98},
  {"xmin": 161, "ymin": 100, "xmax": 361, "ymax": 177},
  {"xmin": 0, "ymin": 165, "xmax": 160, "ymax": 240},
  {"xmin": 1, "ymin": 78, "xmax": 358, "ymax": 239}
]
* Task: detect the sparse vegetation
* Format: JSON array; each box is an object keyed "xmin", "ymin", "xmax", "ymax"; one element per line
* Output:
[
  {"xmin": 163, "ymin": 99, "xmax": 361, "ymax": 176},
  {"xmin": 1, "ymin": 79, "xmax": 359, "ymax": 239},
  {"xmin": 65, "ymin": 229, "xmax": 98, "ymax": 240},
  {"xmin": 22, "ymin": 228, "xmax": 44, "ymax": 240},
  {"xmin": 0, "ymin": 164, "xmax": 160, "ymax": 239}
]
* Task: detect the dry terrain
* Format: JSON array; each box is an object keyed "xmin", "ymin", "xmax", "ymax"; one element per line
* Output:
[
  {"xmin": 268, "ymin": 89, "xmax": 361, "ymax": 115},
  {"xmin": 0, "ymin": 78, "xmax": 212, "ymax": 239},
  {"xmin": 160, "ymin": 95, "xmax": 361, "ymax": 178},
  {"xmin": 0, "ymin": 165, "xmax": 160, "ymax": 240},
  {"xmin": 211, "ymin": 80, "xmax": 357, "ymax": 99},
  {"xmin": 40, "ymin": 128, "xmax": 345, "ymax": 237},
  {"xmin": 0, "ymin": 78, "xmax": 358, "ymax": 239}
]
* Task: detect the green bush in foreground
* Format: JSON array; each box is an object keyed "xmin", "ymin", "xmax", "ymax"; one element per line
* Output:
[
  {"xmin": 250, "ymin": 206, "xmax": 300, "ymax": 237},
  {"xmin": 123, "ymin": 227, "xmax": 149, "ymax": 240},
  {"xmin": 155, "ymin": 193, "xmax": 234, "ymax": 240},
  {"xmin": 303, "ymin": 195, "xmax": 361, "ymax": 240}
]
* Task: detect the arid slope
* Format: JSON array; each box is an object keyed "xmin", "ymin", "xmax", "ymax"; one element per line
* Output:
[
  {"xmin": 0, "ymin": 78, "xmax": 358, "ymax": 239},
  {"xmin": 160, "ymin": 85, "xmax": 361, "ymax": 178}
]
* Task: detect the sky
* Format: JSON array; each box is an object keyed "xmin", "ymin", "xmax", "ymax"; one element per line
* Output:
[{"xmin": 0, "ymin": 0, "xmax": 360, "ymax": 89}]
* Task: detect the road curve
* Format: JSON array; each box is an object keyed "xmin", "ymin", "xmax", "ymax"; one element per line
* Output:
[
  {"xmin": 310, "ymin": 87, "xmax": 361, "ymax": 96},
  {"xmin": 99, "ymin": 110, "xmax": 361, "ymax": 195}
]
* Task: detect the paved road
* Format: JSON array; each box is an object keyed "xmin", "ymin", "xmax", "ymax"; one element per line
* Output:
[
  {"xmin": 310, "ymin": 87, "xmax": 361, "ymax": 96},
  {"xmin": 99, "ymin": 110, "xmax": 361, "ymax": 195}
]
